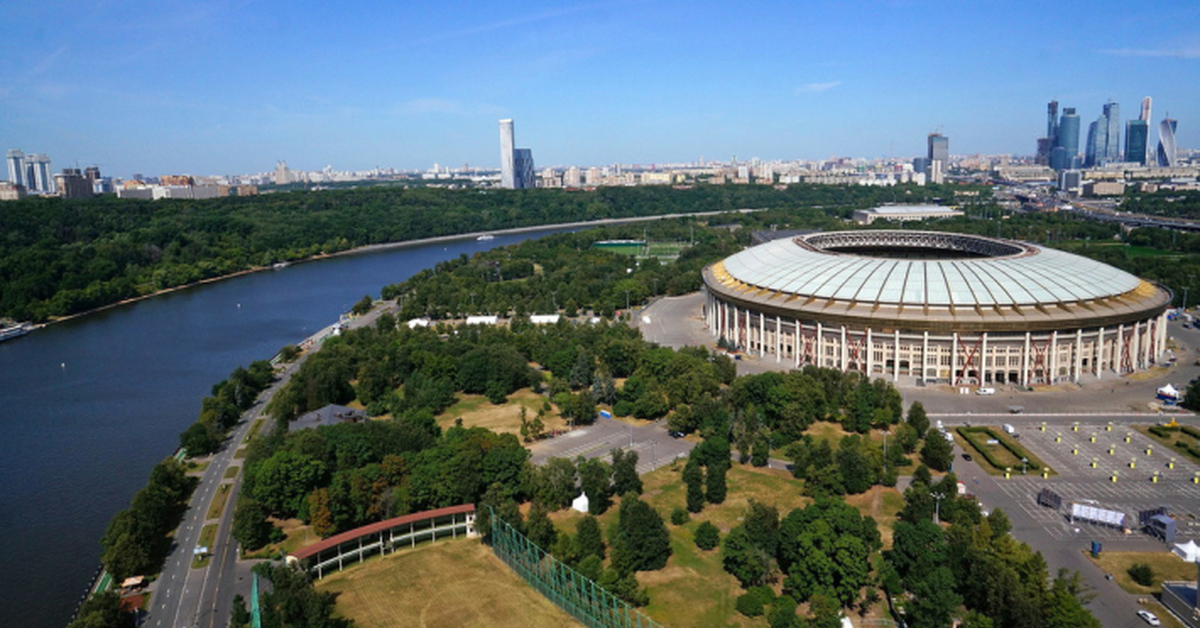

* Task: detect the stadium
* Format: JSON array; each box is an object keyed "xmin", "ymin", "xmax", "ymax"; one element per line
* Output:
[{"xmin": 701, "ymin": 230, "xmax": 1172, "ymax": 386}]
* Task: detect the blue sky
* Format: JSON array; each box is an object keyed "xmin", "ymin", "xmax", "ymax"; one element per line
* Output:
[{"xmin": 1, "ymin": 0, "xmax": 1198, "ymax": 177}]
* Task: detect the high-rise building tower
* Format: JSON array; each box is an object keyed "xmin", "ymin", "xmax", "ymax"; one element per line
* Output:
[
  {"xmin": 499, "ymin": 119, "xmax": 516, "ymax": 189},
  {"xmin": 1085, "ymin": 117, "xmax": 1107, "ymax": 168},
  {"xmin": 513, "ymin": 148, "xmax": 535, "ymax": 189},
  {"xmin": 927, "ymin": 133, "xmax": 949, "ymax": 164},
  {"xmin": 6, "ymin": 149, "xmax": 25, "ymax": 188},
  {"xmin": 1050, "ymin": 108, "xmax": 1080, "ymax": 171},
  {"xmin": 274, "ymin": 161, "xmax": 291, "ymax": 185},
  {"xmin": 1037, "ymin": 101, "xmax": 1060, "ymax": 165},
  {"xmin": 1157, "ymin": 116, "xmax": 1178, "ymax": 167},
  {"xmin": 1141, "ymin": 97, "xmax": 1152, "ymax": 122},
  {"xmin": 1102, "ymin": 101, "xmax": 1121, "ymax": 163},
  {"xmin": 27, "ymin": 154, "xmax": 53, "ymax": 193},
  {"xmin": 1125, "ymin": 119, "xmax": 1150, "ymax": 166}
]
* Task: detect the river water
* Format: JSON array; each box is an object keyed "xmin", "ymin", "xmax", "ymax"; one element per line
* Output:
[{"xmin": 0, "ymin": 227, "xmax": 579, "ymax": 627}]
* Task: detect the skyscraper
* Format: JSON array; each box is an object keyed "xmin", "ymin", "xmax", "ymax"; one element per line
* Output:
[
  {"xmin": 26, "ymin": 154, "xmax": 53, "ymax": 194},
  {"xmin": 927, "ymin": 133, "xmax": 949, "ymax": 164},
  {"xmin": 1084, "ymin": 117, "xmax": 1106, "ymax": 168},
  {"xmin": 514, "ymin": 149, "xmax": 535, "ymax": 189},
  {"xmin": 1050, "ymin": 108, "xmax": 1080, "ymax": 171},
  {"xmin": 1141, "ymin": 97, "xmax": 1152, "ymax": 122},
  {"xmin": 1157, "ymin": 116, "xmax": 1178, "ymax": 167},
  {"xmin": 499, "ymin": 119, "xmax": 515, "ymax": 189},
  {"xmin": 6, "ymin": 149, "xmax": 25, "ymax": 188},
  {"xmin": 1125, "ymin": 119, "xmax": 1149, "ymax": 166},
  {"xmin": 1037, "ymin": 100, "xmax": 1060, "ymax": 165},
  {"xmin": 1102, "ymin": 100, "xmax": 1121, "ymax": 163}
]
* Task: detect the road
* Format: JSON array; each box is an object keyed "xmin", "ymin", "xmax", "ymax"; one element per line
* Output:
[
  {"xmin": 529, "ymin": 415, "xmax": 695, "ymax": 475},
  {"xmin": 147, "ymin": 305, "xmax": 396, "ymax": 628}
]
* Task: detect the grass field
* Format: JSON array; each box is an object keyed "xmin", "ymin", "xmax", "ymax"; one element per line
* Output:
[
  {"xmin": 185, "ymin": 460, "xmax": 210, "ymax": 475},
  {"xmin": 438, "ymin": 389, "xmax": 566, "ymax": 437},
  {"xmin": 206, "ymin": 484, "xmax": 231, "ymax": 521},
  {"xmin": 1086, "ymin": 550, "xmax": 1200, "ymax": 595},
  {"xmin": 1136, "ymin": 425, "xmax": 1200, "ymax": 465},
  {"xmin": 592, "ymin": 240, "xmax": 692, "ymax": 260},
  {"xmin": 318, "ymin": 539, "xmax": 579, "ymax": 628},
  {"xmin": 545, "ymin": 462, "xmax": 900, "ymax": 627},
  {"xmin": 224, "ymin": 465, "xmax": 239, "ymax": 479}
]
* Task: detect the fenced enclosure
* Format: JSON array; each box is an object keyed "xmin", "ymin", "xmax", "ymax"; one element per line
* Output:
[{"xmin": 488, "ymin": 507, "xmax": 665, "ymax": 628}]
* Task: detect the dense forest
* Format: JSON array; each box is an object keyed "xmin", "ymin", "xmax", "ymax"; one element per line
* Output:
[{"xmin": 0, "ymin": 182, "xmax": 963, "ymax": 321}]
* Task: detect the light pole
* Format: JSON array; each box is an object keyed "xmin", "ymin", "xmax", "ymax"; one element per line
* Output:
[
  {"xmin": 932, "ymin": 492, "xmax": 945, "ymax": 524},
  {"xmin": 624, "ymin": 290, "xmax": 631, "ymax": 313},
  {"xmin": 1021, "ymin": 457, "xmax": 1029, "ymax": 475}
]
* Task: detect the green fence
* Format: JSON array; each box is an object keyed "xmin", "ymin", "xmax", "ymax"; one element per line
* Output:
[{"xmin": 488, "ymin": 507, "xmax": 665, "ymax": 628}]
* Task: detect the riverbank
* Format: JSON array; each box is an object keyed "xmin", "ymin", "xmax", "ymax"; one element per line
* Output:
[{"xmin": 41, "ymin": 209, "xmax": 762, "ymax": 329}]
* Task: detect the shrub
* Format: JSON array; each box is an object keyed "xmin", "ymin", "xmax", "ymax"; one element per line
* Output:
[
  {"xmin": 736, "ymin": 592, "xmax": 765, "ymax": 617},
  {"xmin": 670, "ymin": 507, "xmax": 690, "ymax": 525},
  {"xmin": 695, "ymin": 521, "xmax": 720, "ymax": 550},
  {"xmin": 613, "ymin": 400, "xmax": 633, "ymax": 417},
  {"xmin": 1128, "ymin": 562, "xmax": 1155, "ymax": 587}
]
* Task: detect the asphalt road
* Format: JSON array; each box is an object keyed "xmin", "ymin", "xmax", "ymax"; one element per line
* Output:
[
  {"xmin": 529, "ymin": 415, "xmax": 695, "ymax": 475},
  {"xmin": 147, "ymin": 305, "xmax": 396, "ymax": 628}
]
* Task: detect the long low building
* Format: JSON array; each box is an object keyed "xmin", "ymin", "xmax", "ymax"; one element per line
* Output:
[
  {"xmin": 851, "ymin": 204, "xmax": 963, "ymax": 225},
  {"xmin": 702, "ymin": 230, "xmax": 1171, "ymax": 386}
]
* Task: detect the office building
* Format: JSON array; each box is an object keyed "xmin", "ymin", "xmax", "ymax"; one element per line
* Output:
[
  {"xmin": 1126, "ymin": 120, "xmax": 1150, "ymax": 166},
  {"xmin": 1036, "ymin": 101, "xmax": 1059, "ymax": 165},
  {"xmin": 27, "ymin": 154, "xmax": 54, "ymax": 194},
  {"xmin": 1057, "ymin": 169, "xmax": 1082, "ymax": 193},
  {"xmin": 1141, "ymin": 97, "xmax": 1152, "ymax": 123},
  {"xmin": 6, "ymin": 149, "xmax": 26, "ymax": 187},
  {"xmin": 564, "ymin": 166, "xmax": 581, "ymax": 187},
  {"xmin": 927, "ymin": 133, "xmax": 949, "ymax": 164},
  {"xmin": 274, "ymin": 161, "xmax": 291, "ymax": 185},
  {"xmin": 498, "ymin": 119, "xmax": 516, "ymax": 189},
  {"xmin": 1085, "ymin": 117, "xmax": 1107, "ymax": 168},
  {"xmin": 54, "ymin": 168, "xmax": 93, "ymax": 199},
  {"xmin": 1050, "ymin": 108, "xmax": 1080, "ymax": 171},
  {"xmin": 513, "ymin": 148, "xmax": 535, "ymax": 189},
  {"xmin": 1157, "ymin": 117, "xmax": 1178, "ymax": 167},
  {"xmin": 1103, "ymin": 100, "xmax": 1121, "ymax": 163}
]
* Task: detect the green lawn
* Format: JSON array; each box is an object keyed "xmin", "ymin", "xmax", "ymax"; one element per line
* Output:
[
  {"xmin": 223, "ymin": 465, "xmax": 240, "ymax": 479},
  {"xmin": 1086, "ymin": 550, "xmax": 1200, "ymax": 595},
  {"xmin": 206, "ymin": 484, "xmax": 232, "ymax": 521},
  {"xmin": 191, "ymin": 524, "xmax": 218, "ymax": 569}
]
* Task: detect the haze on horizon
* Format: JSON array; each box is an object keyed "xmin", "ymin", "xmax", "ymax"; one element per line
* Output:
[{"xmin": 1, "ymin": 0, "xmax": 1197, "ymax": 177}]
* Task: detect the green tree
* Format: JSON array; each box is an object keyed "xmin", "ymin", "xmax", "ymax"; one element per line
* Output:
[
  {"xmin": 722, "ymin": 525, "xmax": 773, "ymax": 587},
  {"xmin": 249, "ymin": 450, "xmax": 328, "ymax": 517},
  {"xmin": 907, "ymin": 401, "xmax": 930, "ymax": 434},
  {"xmin": 66, "ymin": 591, "xmax": 133, "ymax": 628},
  {"xmin": 920, "ymin": 428, "xmax": 953, "ymax": 472},
  {"xmin": 232, "ymin": 500, "xmax": 273, "ymax": 552},
  {"xmin": 579, "ymin": 458, "xmax": 613, "ymax": 515},
  {"xmin": 706, "ymin": 460, "xmax": 728, "ymax": 504},
  {"xmin": 904, "ymin": 566, "xmax": 961, "ymax": 628},
  {"xmin": 611, "ymin": 494, "xmax": 671, "ymax": 573},
  {"xmin": 526, "ymin": 502, "xmax": 558, "ymax": 550},
  {"xmin": 534, "ymin": 457, "xmax": 578, "ymax": 509},
  {"xmin": 683, "ymin": 457, "xmax": 705, "ymax": 513},
  {"xmin": 611, "ymin": 449, "xmax": 643, "ymax": 496},
  {"xmin": 351, "ymin": 294, "xmax": 373, "ymax": 315},
  {"xmin": 695, "ymin": 521, "xmax": 721, "ymax": 550},
  {"xmin": 576, "ymin": 515, "xmax": 606, "ymax": 561},
  {"xmin": 1128, "ymin": 562, "xmax": 1154, "ymax": 586}
]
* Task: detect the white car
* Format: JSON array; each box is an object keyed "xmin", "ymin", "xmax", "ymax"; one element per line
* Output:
[
  {"xmin": 976, "ymin": 387, "xmax": 996, "ymax": 395},
  {"xmin": 1137, "ymin": 610, "xmax": 1161, "ymax": 626}
]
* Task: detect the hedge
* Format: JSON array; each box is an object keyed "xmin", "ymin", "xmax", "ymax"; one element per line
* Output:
[{"xmin": 958, "ymin": 426, "xmax": 1051, "ymax": 474}]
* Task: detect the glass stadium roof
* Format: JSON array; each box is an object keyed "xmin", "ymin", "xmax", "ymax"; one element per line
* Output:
[{"xmin": 722, "ymin": 237, "xmax": 1141, "ymax": 307}]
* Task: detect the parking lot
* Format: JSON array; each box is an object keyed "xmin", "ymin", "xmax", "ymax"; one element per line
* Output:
[{"xmin": 981, "ymin": 424, "xmax": 1200, "ymax": 541}]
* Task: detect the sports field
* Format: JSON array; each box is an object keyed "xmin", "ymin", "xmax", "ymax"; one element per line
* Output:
[
  {"xmin": 317, "ymin": 539, "xmax": 579, "ymax": 628},
  {"xmin": 592, "ymin": 240, "xmax": 691, "ymax": 260}
]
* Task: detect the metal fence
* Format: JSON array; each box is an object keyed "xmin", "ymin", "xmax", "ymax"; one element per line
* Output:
[{"xmin": 488, "ymin": 507, "xmax": 665, "ymax": 628}]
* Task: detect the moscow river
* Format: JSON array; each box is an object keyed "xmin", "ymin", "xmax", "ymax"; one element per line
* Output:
[{"xmin": 0, "ymin": 226, "xmax": 580, "ymax": 627}]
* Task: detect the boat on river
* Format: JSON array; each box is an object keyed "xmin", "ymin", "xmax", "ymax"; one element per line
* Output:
[
  {"xmin": 476, "ymin": 234, "xmax": 495, "ymax": 241},
  {"xmin": 0, "ymin": 322, "xmax": 33, "ymax": 343}
]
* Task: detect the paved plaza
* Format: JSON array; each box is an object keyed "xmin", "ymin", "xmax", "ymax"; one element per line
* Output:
[{"xmin": 983, "ymin": 422, "xmax": 1200, "ymax": 542}]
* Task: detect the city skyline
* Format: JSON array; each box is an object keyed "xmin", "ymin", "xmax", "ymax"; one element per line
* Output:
[{"xmin": 1, "ymin": 0, "xmax": 1198, "ymax": 176}]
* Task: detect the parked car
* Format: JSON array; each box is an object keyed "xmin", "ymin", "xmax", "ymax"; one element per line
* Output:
[
  {"xmin": 962, "ymin": 453, "xmax": 974, "ymax": 462},
  {"xmin": 1137, "ymin": 610, "xmax": 1161, "ymax": 626},
  {"xmin": 976, "ymin": 387, "xmax": 996, "ymax": 395}
]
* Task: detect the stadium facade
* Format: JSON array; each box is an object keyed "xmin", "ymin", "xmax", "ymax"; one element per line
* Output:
[{"xmin": 702, "ymin": 231, "xmax": 1171, "ymax": 386}]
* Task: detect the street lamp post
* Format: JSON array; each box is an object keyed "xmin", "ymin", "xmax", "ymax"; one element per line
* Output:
[
  {"xmin": 1022, "ymin": 457, "xmax": 1029, "ymax": 475},
  {"xmin": 932, "ymin": 492, "xmax": 945, "ymax": 524}
]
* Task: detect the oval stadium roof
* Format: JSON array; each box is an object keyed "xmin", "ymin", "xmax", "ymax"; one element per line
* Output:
[{"xmin": 720, "ymin": 232, "xmax": 1142, "ymax": 308}]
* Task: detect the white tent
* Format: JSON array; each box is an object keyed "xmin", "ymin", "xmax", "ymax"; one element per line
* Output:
[
  {"xmin": 571, "ymin": 493, "xmax": 590, "ymax": 514},
  {"xmin": 1173, "ymin": 540, "xmax": 1200, "ymax": 562},
  {"xmin": 1157, "ymin": 384, "xmax": 1181, "ymax": 400}
]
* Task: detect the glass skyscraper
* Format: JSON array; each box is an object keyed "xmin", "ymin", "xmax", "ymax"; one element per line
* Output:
[
  {"xmin": 1050, "ymin": 108, "xmax": 1080, "ymax": 171},
  {"xmin": 1157, "ymin": 117, "xmax": 1178, "ymax": 167},
  {"xmin": 498, "ymin": 119, "xmax": 516, "ymax": 189},
  {"xmin": 1125, "ymin": 119, "xmax": 1149, "ymax": 166},
  {"xmin": 1102, "ymin": 101, "xmax": 1120, "ymax": 163}
]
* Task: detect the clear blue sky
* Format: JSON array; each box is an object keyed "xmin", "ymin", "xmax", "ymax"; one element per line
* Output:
[{"xmin": 2, "ymin": 0, "xmax": 1198, "ymax": 177}]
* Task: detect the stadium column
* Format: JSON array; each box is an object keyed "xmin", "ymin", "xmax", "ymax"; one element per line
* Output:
[
  {"xmin": 1142, "ymin": 319, "xmax": 1153, "ymax": 366},
  {"xmin": 922, "ymin": 331, "xmax": 929, "ymax": 382},
  {"xmin": 1074, "ymin": 329, "xmax": 1083, "ymax": 383},
  {"xmin": 1022, "ymin": 332, "xmax": 1031, "ymax": 387},
  {"xmin": 840, "ymin": 325, "xmax": 848, "ymax": 372},
  {"xmin": 775, "ymin": 315, "xmax": 781, "ymax": 363},
  {"xmin": 1095, "ymin": 327, "xmax": 1104, "ymax": 379},
  {"xmin": 795, "ymin": 319, "xmax": 801, "ymax": 367},
  {"xmin": 981, "ymin": 332, "xmax": 988, "ymax": 384},
  {"xmin": 816, "ymin": 322, "xmax": 824, "ymax": 367},
  {"xmin": 1158, "ymin": 312, "xmax": 1168, "ymax": 356},
  {"xmin": 952, "ymin": 333, "xmax": 959, "ymax": 385},
  {"xmin": 759, "ymin": 313, "xmax": 765, "ymax": 357},
  {"xmin": 1117, "ymin": 323, "xmax": 1126, "ymax": 373},
  {"xmin": 1132, "ymin": 321, "xmax": 1142, "ymax": 370},
  {"xmin": 866, "ymin": 328, "xmax": 873, "ymax": 374},
  {"xmin": 1050, "ymin": 331, "xmax": 1058, "ymax": 383},
  {"xmin": 894, "ymin": 330, "xmax": 901, "ymax": 382}
]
